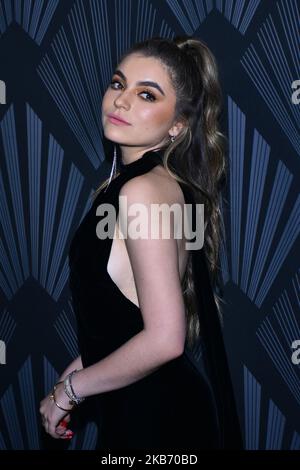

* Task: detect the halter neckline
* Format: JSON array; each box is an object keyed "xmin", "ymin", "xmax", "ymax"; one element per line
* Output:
[{"xmin": 119, "ymin": 148, "xmax": 164, "ymax": 171}]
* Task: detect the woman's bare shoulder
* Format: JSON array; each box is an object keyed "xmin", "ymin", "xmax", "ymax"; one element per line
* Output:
[{"xmin": 119, "ymin": 165, "xmax": 185, "ymax": 206}]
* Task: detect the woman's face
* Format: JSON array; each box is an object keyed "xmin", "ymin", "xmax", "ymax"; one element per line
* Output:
[{"xmin": 101, "ymin": 53, "xmax": 184, "ymax": 160}]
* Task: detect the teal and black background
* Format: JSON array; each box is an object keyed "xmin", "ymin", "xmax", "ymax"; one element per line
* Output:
[{"xmin": 0, "ymin": 0, "xmax": 299, "ymax": 450}]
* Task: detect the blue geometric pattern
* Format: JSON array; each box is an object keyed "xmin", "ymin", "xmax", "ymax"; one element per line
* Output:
[
  {"xmin": 166, "ymin": 0, "xmax": 213, "ymax": 33},
  {"xmin": 18, "ymin": 356, "xmax": 40, "ymax": 449},
  {"xmin": 215, "ymin": 0, "xmax": 261, "ymax": 34},
  {"xmin": 54, "ymin": 302, "xmax": 80, "ymax": 360},
  {"xmin": 265, "ymin": 399, "xmax": 286, "ymax": 449},
  {"xmin": 290, "ymin": 431, "xmax": 300, "ymax": 450},
  {"xmin": 43, "ymin": 357, "xmax": 59, "ymax": 398},
  {"xmin": 228, "ymin": 96, "xmax": 299, "ymax": 307},
  {"xmin": 166, "ymin": 0, "xmax": 260, "ymax": 35},
  {"xmin": 254, "ymin": 195, "xmax": 299, "ymax": 307},
  {"xmin": 0, "ymin": 308, "xmax": 16, "ymax": 345},
  {"xmin": 37, "ymin": 0, "xmax": 112, "ymax": 168},
  {"xmin": 257, "ymin": 269, "xmax": 300, "ymax": 405},
  {"xmin": 0, "ymin": 103, "xmax": 86, "ymax": 300},
  {"xmin": 0, "ymin": 384, "xmax": 25, "ymax": 449},
  {"xmin": 0, "ymin": 0, "xmax": 14, "ymax": 36},
  {"xmin": 0, "ymin": 431, "xmax": 6, "ymax": 449},
  {"xmin": 243, "ymin": 365, "xmax": 299, "ymax": 450},
  {"xmin": 80, "ymin": 422, "xmax": 98, "ymax": 450},
  {"xmin": 243, "ymin": 365, "xmax": 261, "ymax": 450},
  {"xmin": 240, "ymin": 129, "xmax": 270, "ymax": 293},
  {"xmin": 1, "ymin": 105, "xmax": 30, "ymax": 295},
  {"xmin": 0, "ymin": 0, "xmax": 59, "ymax": 43},
  {"xmin": 241, "ymin": 0, "xmax": 300, "ymax": 156}
]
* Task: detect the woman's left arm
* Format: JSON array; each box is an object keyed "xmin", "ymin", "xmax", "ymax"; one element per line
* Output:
[{"xmin": 41, "ymin": 175, "xmax": 187, "ymax": 437}]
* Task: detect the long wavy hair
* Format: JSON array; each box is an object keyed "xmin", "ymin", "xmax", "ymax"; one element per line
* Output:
[{"xmin": 94, "ymin": 36, "xmax": 228, "ymax": 350}]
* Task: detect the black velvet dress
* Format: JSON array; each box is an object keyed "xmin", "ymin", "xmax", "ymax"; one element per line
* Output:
[{"xmin": 68, "ymin": 148, "xmax": 243, "ymax": 450}]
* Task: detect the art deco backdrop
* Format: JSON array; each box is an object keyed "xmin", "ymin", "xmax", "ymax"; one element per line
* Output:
[{"xmin": 0, "ymin": 0, "xmax": 299, "ymax": 450}]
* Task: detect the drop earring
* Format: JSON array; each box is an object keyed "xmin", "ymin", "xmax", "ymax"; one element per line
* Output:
[
  {"xmin": 170, "ymin": 135, "xmax": 176, "ymax": 142},
  {"xmin": 104, "ymin": 144, "xmax": 117, "ymax": 193}
]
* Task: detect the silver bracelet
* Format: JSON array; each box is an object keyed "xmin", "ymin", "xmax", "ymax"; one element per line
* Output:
[{"xmin": 63, "ymin": 369, "xmax": 85, "ymax": 405}]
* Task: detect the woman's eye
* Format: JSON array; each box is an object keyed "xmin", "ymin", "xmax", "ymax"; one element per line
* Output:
[
  {"xmin": 140, "ymin": 91, "xmax": 156, "ymax": 102},
  {"xmin": 109, "ymin": 80, "xmax": 156, "ymax": 102},
  {"xmin": 110, "ymin": 80, "xmax": 122, "ymax": 89}
]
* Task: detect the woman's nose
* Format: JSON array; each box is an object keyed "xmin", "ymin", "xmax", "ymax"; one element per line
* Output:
[{"xmin": 114, "ymin": 90, "xmax": 132, "ymax": 108}]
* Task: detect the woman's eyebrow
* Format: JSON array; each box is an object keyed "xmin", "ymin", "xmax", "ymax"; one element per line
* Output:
[{"xmin": 113, "ymin": 69, "xmax": 165, "ymax": 96}]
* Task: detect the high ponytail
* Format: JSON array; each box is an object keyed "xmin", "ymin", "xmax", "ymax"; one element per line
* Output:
[{"xmin": 95, "ymin": 36, "xmax": 227, "ymax": 350}]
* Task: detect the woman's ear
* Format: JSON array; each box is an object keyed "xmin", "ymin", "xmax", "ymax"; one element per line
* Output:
[
  {"xmin": 169, "ymin": 115, "xmax": 188, "ymax": 138},
  {"xmin": 168, "ymin": 123, "xmax": 184, "ymax": 138}
]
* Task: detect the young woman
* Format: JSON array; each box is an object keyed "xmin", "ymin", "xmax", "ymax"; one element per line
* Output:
[{"xmin": 40, "ymin": 35, "xmax": 243, "ymax": 450}]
